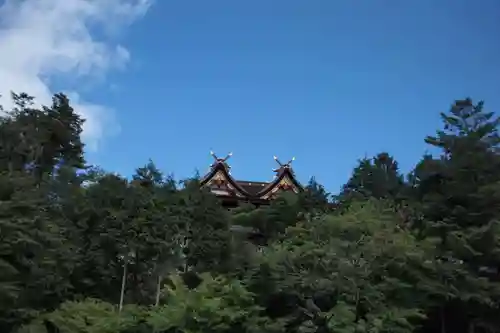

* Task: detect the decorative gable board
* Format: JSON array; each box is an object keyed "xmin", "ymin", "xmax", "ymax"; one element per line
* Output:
[
  {"xmin": 204, "ymin": 170, "xmax": 246, "ymax": 198},
  {"xmin": 260, "ymin": 174, "xmax": 300, "ymax": 200}
]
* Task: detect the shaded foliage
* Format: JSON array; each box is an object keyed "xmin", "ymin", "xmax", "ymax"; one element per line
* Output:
[{"xmin": 1, "ymin": 93, "xmax": 500, "ymax": 333}]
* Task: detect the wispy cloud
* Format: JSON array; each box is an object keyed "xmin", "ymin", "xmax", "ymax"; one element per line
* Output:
[{"xmin": 0, "ymin": 0, "xmax": 152, "ymax": 151}]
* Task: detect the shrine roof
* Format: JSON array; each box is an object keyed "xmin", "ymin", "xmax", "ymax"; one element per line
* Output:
[
  {"xmin": 200, "ymin": 152, "xmax": 303, "ymax": 200},
  {"xmin": 236, "ymin": 181, "xmax": 269, "ymax": 195}
]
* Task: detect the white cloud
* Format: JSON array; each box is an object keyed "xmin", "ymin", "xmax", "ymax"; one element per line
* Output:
[{"xmin": 0, "ymin": 0, "xmax": 152, "ymax": 151}]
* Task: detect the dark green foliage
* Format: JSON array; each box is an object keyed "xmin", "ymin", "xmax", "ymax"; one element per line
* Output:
[
  {"xmin": 176, "ymin": 179, "xmax": 233, "ymax": 274},
  {"xmin": 408, "ymin": 99, "xmax": 500, "ymax": 332},
  {"xmin": 298, "ymin": 177, "xmax": 331, "ymax": 213},
  {"xmin": 0, "ymin": 172, "xmax": 72, "ymax": 331},
  {"xmin": 0, "ymin": 92, "xmax": 84, "ymax": 179},
  {"xmin": 337, "ymin": 152, "xmax": 407, "ymax": 211},
  {"xmin": 1, "ymin": 92, "xmax": 500, "ymax": 333}
]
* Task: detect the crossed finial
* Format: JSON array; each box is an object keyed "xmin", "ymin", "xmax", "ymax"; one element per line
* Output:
[
  {"xmin": 211, "ymin": 150, "xmax": 232, "ymax": 163},
  {"xmin": 209, "ymin": 151, "xmax": 233, "ymax": 170},
  {"xmin": 273, "ymin": 155, "xmax": 295, "ymax": 172}
]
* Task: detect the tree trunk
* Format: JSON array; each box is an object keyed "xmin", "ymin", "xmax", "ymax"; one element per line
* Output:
[
  {"xmin": 119, "ymin": 261, "xmax": 127, "ymax": 313},
  {"xmin": 440, "ymin": 306, "xmax": 446, "ymax": 333},
  {"xmin": 155, "ymin": 274, "xmax": 162, "ymax": 307}
]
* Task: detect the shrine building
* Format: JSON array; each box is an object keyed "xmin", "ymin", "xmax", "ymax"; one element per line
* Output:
[{"xmin": 199, "ymin": 152, "xmax": 303, "ymax": 208}]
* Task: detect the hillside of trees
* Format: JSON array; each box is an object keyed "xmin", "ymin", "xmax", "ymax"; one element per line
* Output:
[{"xmin": 1, "ymin": 92, "xmax": 499, "ymax": 333}]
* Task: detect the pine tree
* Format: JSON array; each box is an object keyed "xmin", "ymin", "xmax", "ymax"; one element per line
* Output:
[
  {"xmin": 177, "ymin": 179, "xmax": 232, "ymax": 275},
  {"xmin": 414, "ymin": 98, "xmax": 500, "ymax": 332},
  {"xmin": 337, "ymin": 152, "xmax": 406, "ymax": 209},
  {"xmin": 417, "ymin": 98, "xmax": 500, "ymax": 271},
  {"xmin": 298, "ymin": 177, "xmax": 331, "ymax": 213}
]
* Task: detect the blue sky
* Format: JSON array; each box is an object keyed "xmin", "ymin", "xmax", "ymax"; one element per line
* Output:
[{"xmin": 5, "ymin": 0, "xmax": 499, "ymax": 194}]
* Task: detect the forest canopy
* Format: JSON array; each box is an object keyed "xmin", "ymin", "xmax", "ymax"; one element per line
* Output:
[{"xmin": 1, "ymin": 92, "xmax": 500, "ymax": 333}]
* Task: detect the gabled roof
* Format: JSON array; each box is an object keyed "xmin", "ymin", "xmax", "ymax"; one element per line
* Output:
[
  {"xmin": 200, "ymin": 152, "xmax": 302, "ymax": 202},
  {"xmin": 199, "ymin": 159, "xmax": 250, "ymax": 198},
  {"xmin": 255, "ymin": 166, "xmax": 302, "ymax": 199},
  {"xmin": 236, "ymin": 181, "xmax": 269, "ymax": 195}
]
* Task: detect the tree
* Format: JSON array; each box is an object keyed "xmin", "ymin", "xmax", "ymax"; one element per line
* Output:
[
  {"xmin": 414, "ymin": 99, "xmax": 500, "ymax": 268},
  {"xmin": 176, "ymin": 179, "xmax": 232, "ymax": 275},
  {"xmin": 251, "ymin": 200, "xmax": 493, "ymax": 333},
  {"xmin": 0, "ymin": 171, "xmax": 74, "ymax": 331},
  {"xmin": 0, "ymin": 93, "xmax": 85, "ymax": 179},
  {"xmin": 63, "ymin": 168, "xmax": 181, "ymax": 307},
  {"xmin": 231, "ymin": 192, "xmax": 302, "ymax": 246},
  {"xmin": 411, "ymin": 98, "xmax": 500, "ymax": 332},
  {"xmin": 148, "ymin": 273, "xmax": 281, "ymax": 333},
  {"xmin": 0, "ymin": 92, "xmax": 87, "ymax": 331},
  {"xmin": 17, "ymin": 299, "xmax": 146, "ymax": 333},
  {"xmin": 19, "ymin": 275, "xmax": 280, "ymax": 333},
  {"xmin": 297, "ymin": 177, "xmax": 331, "ymax": 214},
  {"xmin": 4, "ymin": 91, "xmax": 500, "ymax": 333},
  {"xmin": 337, "ymin": 153, "xmax": 406, "ymax": 210},
  {"xmin": 250, "ymin": 200, "xmax": 418, "ymax": 332}
]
